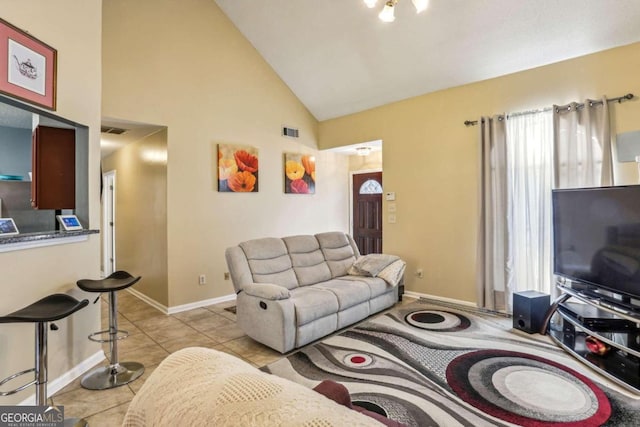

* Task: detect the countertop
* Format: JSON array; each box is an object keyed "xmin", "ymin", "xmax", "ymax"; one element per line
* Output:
[{"xmin": 0, "ymin": 229, "xmax": 99, "ymax": 249}]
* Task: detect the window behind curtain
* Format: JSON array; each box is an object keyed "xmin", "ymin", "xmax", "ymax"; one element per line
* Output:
[{"xmin": 504, "ymin": 111, "xmax": 554, "ymax": 312}]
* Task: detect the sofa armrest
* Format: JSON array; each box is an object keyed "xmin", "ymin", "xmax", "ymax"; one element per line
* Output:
[
  {"xmin": 243, "ymin": 283, "xmax": 290, "ymax": 300},
  {"xmin": 237, "ymin": 291, "xmax": 296, "ymax": 352}
]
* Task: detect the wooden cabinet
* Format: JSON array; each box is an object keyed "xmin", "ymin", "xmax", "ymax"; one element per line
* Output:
[{"xmin": 31, "ymin": 125, "xmax": 75, "ymax": 209}]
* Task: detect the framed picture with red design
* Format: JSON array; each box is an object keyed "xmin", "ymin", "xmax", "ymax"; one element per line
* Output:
[
  {"xmin": 0, "ymin": 18, "xmax": 56, "ymax": 110},
  {"xmin": 217, "ymin": 143, "xmax": 259, "ymax": 192},
  {"xmin": 284, "ymin": 152, "xmax": 315, "ymax": 194}
]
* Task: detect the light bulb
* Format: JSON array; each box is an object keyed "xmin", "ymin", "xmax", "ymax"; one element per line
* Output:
[
  {"xmin": 356, "ymin": 147, "xmax": 372, "ymax": 156},
  {"xmin": 411, "ymin": 0, "xmax": 429, "ymax": 13},
  {"xmin": 378, "ymin": 1, "xmax": 396, "ymax": 22},
  {"xmin": 364, "ymin": 0, "xmax": 378, "ymax": 8}
]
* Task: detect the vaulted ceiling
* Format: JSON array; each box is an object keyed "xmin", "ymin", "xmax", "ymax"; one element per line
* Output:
[{"xmin": 215, "ymin": 0, "xmax": 640, "ymax": 121}]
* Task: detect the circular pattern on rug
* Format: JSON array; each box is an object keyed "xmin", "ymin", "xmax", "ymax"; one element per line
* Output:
[
  {"xmin": 405, "ymin": 310, "xmax": 471, "ymax": 331},
  {"xmin": 445, "ymin": 349, "xmax": 611, "ymax": 426},
  {"xmin": 352, "ymin": 400, "xmax": 388, "ymax": 418},
  {"xmin": 343, "ymin": 352, "xmax": 374, "ymax": 368},
  {"xmin": 351, "ymin": 393, "xmax": 438, "ymax": 426}
]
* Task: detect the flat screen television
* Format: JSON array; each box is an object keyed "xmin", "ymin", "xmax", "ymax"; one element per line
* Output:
[{"xmin": 553, "ymin": 185, "xmax": 640, "ymax": 305}]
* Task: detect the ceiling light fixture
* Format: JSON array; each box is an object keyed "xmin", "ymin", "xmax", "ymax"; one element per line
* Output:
[
  {"xmin": 356, "ymin": 146, "xmax": 372, "ymax": 156},
  {"xmin": 378, "ymin": 1, "xmax": 396, "ymax": 22},
  {"xmin": 365, "ymin": 0, "xmax": 429, "ymax": 23}
]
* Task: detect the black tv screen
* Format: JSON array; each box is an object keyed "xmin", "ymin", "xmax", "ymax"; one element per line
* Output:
[{"xmin": 553, "ymin": 185, "xmax": 640, "ymax": 301}]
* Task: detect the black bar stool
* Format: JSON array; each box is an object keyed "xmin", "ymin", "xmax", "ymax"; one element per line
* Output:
[
  {"xmin": 76, "ymin": 270, "xmax": 143, "ymax": 390},
  {"xmin": 0, "ymin": 293, "xmax": 88, "ymax": 424}
]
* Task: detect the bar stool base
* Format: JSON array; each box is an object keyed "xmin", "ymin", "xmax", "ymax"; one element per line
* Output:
[
  {"xmin": 64, "ymin": 417, "xmax": 88, "ymax": 427},
  {"xmin": 80, "ymin": 362, "xmax": 144, "ymax": 390}
]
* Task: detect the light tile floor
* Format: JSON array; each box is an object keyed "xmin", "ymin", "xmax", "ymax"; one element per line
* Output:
[
  {"xmin": 50, "ymin": 292, "xmax": 281, "ymax": 426},
  {"xmin": 51, "ymin": 291, "xmax": 415, "ymax": 426}
]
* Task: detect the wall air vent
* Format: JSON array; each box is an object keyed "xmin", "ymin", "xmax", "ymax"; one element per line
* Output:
[
  {"xmin": 282, "ymin": 126, "xmax": 299, "ymax": 138},
  {"xmin": 101, "ymin": 126, "xmax": 128, "ymax": 135}
]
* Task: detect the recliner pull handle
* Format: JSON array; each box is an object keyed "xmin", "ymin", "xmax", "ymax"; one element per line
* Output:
[{"xmin": 259, "ymin": 301, "xmax": 267, "ymax": 310}]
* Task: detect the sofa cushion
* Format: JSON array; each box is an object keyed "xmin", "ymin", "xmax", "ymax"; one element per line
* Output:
[
  {"xmin": 316, "ymin": 232, "xmax": 359, "ymax": 278},
  {"xmin": 312, "ymin": 279, "xmax": 371, "ymax": 310},
  {"xmin": 284, "ymin": 235, "xmax": 332, "ymax": 286},
  {"xmin": 336, "ymin": 276, "xmax": 390, "ymax": 299},
  {"xmin": 240, "ymin": 237, "xmax": 298, "ymax": 289},
  {"xmin": 225, "ymin": 246, "xmax": 254, "ymax": 293},
  {"xmin": 289, "ymin": 287, "xmax": 339, "ymax": 326}
]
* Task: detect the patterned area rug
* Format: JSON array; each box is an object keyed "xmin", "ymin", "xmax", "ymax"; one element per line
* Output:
[{"xmin": 262, "ymin": 300, "xmax": 640, "ymax": 427}]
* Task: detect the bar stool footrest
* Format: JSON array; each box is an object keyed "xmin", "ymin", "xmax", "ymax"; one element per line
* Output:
[
  {"xmin": 80, "ymin": 361, "xmax": 144, "ymax": 390},
  {"xmin": 88, "ymin": 329, "xmax": 129, "ymax": 343},
  {"xmin": 0, "ymin": 368, "xmax": 36, "ymax": 396}
]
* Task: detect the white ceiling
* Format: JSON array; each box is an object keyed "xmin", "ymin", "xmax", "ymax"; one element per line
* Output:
[{"xmin": 215, "ymin": 0, "xmax": 640, "ymax": 121}]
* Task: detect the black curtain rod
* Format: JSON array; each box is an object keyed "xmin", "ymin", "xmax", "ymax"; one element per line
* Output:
[{"xmin": 463, "ymin": 93, "xmax": 634, "ymax": 127}]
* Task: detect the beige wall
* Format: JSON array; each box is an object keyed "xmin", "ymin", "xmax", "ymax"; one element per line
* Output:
[
  {"xmin": 0, "ymin": 1, "xmax": 102, "ymax": 404},
  {"xmin": 102, "ymin": 0, "xmax": 350, "ymax": 307},
  {"xmin": 102, "ymin": 129, "xmax": 169, "ymax": 305},
  {"xmin": 349, "ymin": 151, "xmax": 383, "ymax": 172},
  {"xmin": 320, "ymin": 42, "xmax": 640, "ymax": 304}
]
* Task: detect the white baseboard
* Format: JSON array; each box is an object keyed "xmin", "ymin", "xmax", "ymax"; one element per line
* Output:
[
  {"xmin": 126, "ymin": 288, "xmax": 236, "ymax": 315},
  {"xmin": 166, "ymin": 294, "xmax": 236, "ymax": 315},
  {"xmin": 126, "ymin": 287, "xmax": 169, "ymax": 314},
  {"xmin": 404, "ymin": 290, "xmax": 476, "ymax": 307},
  {"xmin": 19, "ymin": 350, "xmax": 105, "ymax": 405}
]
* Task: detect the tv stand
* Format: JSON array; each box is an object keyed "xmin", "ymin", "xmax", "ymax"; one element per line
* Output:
[{"xmin": 549, "ymin": 282, "xmax": 640, "ymax": 394}]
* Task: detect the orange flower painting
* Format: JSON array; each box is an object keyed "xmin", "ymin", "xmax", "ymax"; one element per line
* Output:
[
  {"xmin": 284, "ymin": 153, "xmax": 315, "ymax": 194},
  {"xmin": 217, "ymin": 144, "xmax": 259, "ymax": 192}
]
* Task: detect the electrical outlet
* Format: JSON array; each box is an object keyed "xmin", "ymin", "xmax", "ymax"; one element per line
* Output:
[
  {"xmin": 416, "ymin": 269, "xmax": 424, "ymax": 279},
  {"xmin": 198, "ymin": 274, "xmax": 206, "ymax": 285},
  {"xmin": 224, "ymin": 272, "xmax": 230, "ymax": 280}
]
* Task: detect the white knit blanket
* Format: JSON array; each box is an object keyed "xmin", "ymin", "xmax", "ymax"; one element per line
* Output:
[
  {"xmin": 377, "ymin": 259, "xmax": 406, "ymax": 287},
  {"xmin": 122, "ymin": 347, "xmax": 384, "ymax": 427},
  {"xmin": 348, "ymin": 254, "xmax": 406, "ymax": 287}
]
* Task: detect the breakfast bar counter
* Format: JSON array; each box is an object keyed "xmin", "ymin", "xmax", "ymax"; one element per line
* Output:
[{"xmin": 0, "ymin": 229, "xmax": 99, "ymax": 252}]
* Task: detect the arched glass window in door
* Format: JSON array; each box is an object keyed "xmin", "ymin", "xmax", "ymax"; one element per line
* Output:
[{"xmin": 359, "ymin": 179, "xmax": 383, "ymax": 194}]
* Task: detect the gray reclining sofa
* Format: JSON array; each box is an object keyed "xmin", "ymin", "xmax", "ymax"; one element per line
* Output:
[{"xmin": 225, "ymin": 231, "xmax": 400, "ymax": 353}]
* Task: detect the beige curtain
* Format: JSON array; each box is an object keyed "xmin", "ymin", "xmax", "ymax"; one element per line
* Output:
[
  {"xmin": 476, "ymin": 115, "xmax": 507, "ymax": 311},
  {"xmin": 551, "ymin": 97, "xmax": 613, "ymax": 300},
  {"xmin": 477, "ymin": 98, "xmax": 614, "ymax": 311},
  {"xmin": 553, "ymin": 97, "xmax": 613, "ymax": 188}
]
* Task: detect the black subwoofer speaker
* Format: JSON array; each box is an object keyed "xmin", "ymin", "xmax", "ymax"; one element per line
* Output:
[{"xmin": 513, "ymin": 291, "xmax": 550, "ymax": 334}]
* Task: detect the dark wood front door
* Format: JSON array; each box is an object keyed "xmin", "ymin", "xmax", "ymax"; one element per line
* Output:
[{"xmin": 353, "ymin": 172, "xmax": 383, "ymax": 255}]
